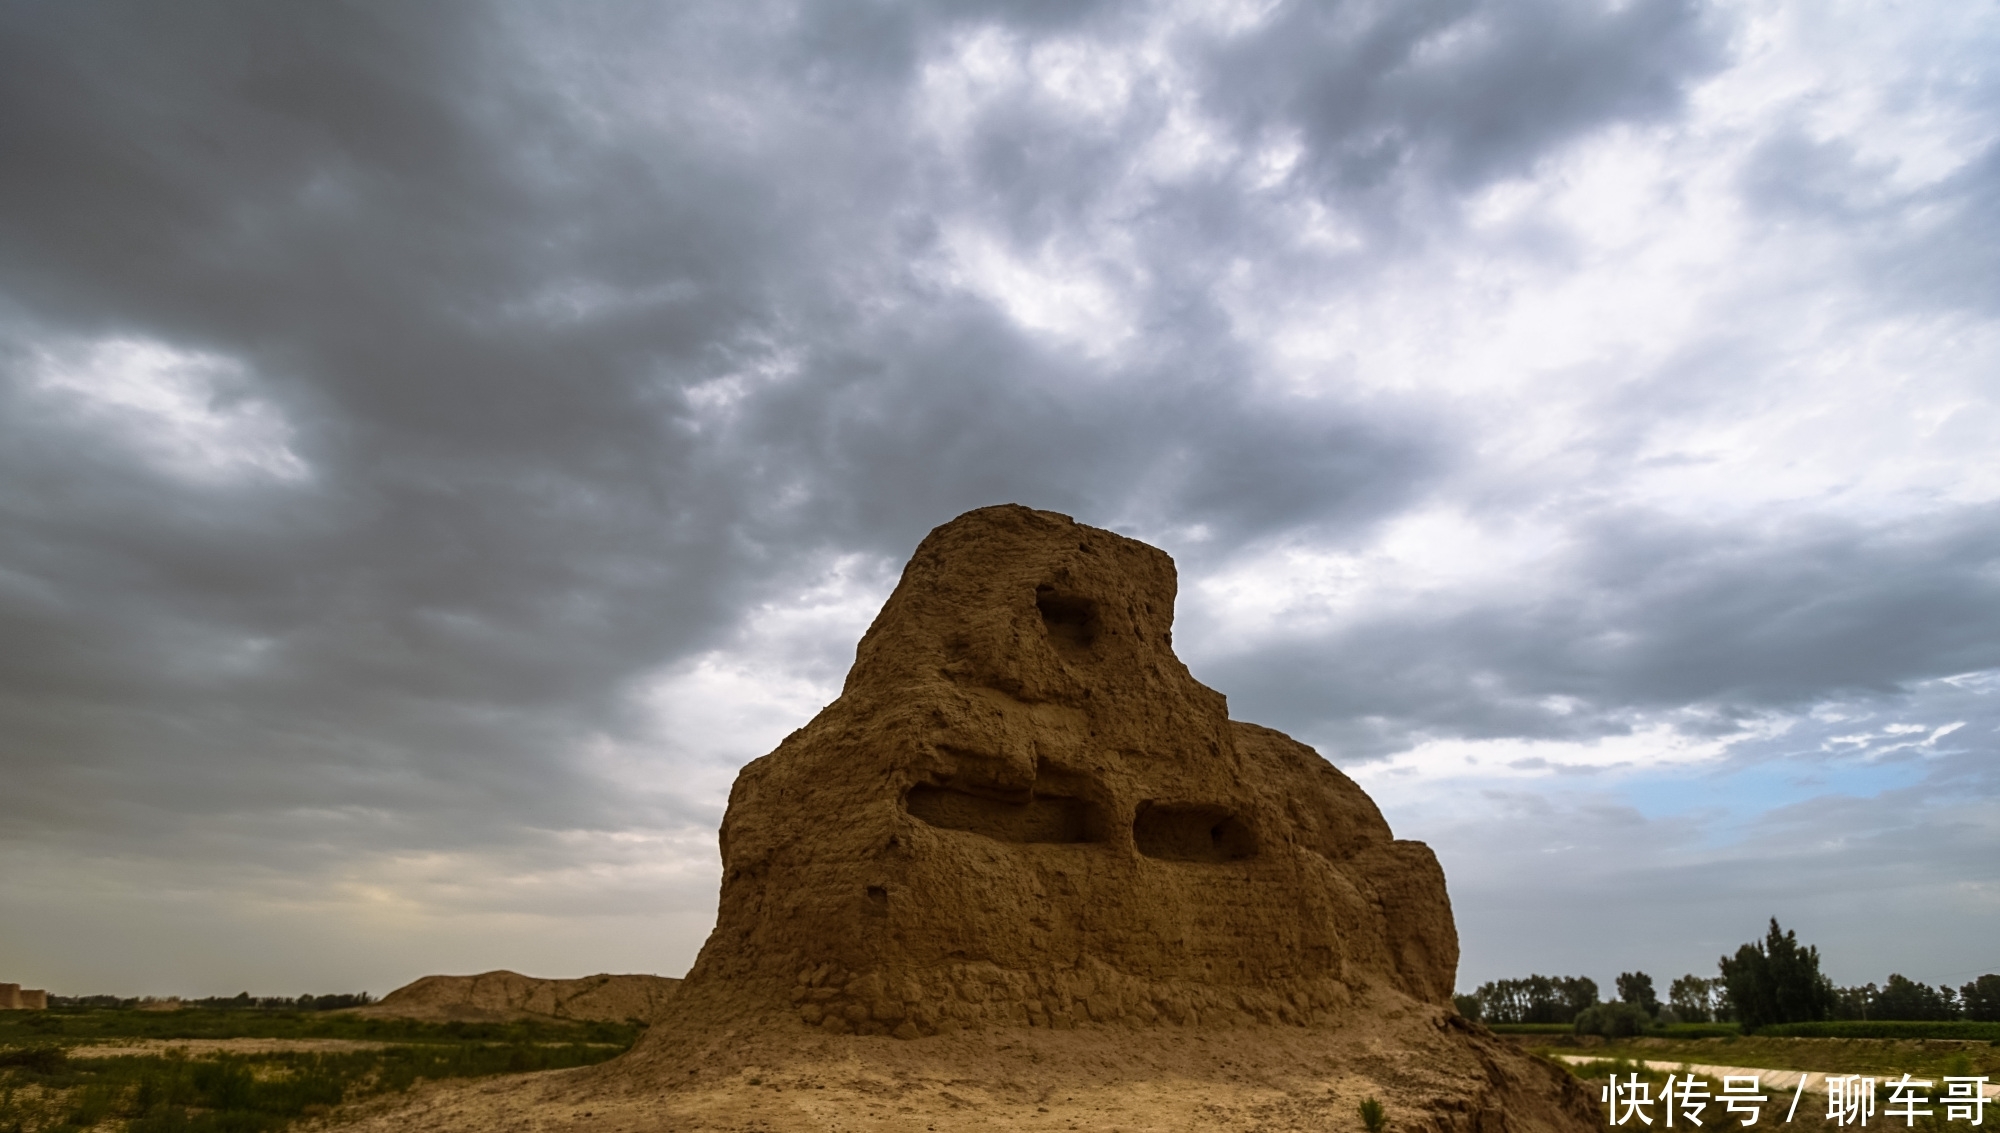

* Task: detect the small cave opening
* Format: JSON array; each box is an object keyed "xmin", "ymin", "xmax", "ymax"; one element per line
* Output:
[
  {"xmin": 1133, "ymin": 803, "xmax": 1257, "ymax": 863},
  {"xmin": 905, "ymin": 783, "xmax": 1098, "ymax": 844},
  {"xmin": 1036, "ymin": 585, "xmax": 1098, "ymax": 654}
]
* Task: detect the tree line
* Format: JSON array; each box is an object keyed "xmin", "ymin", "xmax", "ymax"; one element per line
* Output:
[
  {"xmin": 47, "ymin": 991, "xmax": 376, "ymax": 1011},
  {"xmin": 1456, "ymin": 919, "xmax": 2000, "ymax": 1033}
]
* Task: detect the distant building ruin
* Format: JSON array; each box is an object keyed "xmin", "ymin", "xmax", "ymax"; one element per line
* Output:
[{"xmin": 0, "ymin": 983, "xmax": 48, "ymax": 1010}]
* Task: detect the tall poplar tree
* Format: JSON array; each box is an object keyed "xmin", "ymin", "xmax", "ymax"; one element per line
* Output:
[{"xmin": 1720, "ymin": 918, "xmax": 1834, "ymax": 1031}]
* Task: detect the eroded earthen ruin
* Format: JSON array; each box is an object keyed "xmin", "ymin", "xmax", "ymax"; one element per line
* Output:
[
  {"xmin": 340, "ymin": 504, "xmax": 1598, "ymax": 1133},
  {"xmin": 667, "ymin": 504, "xmax": 1459, "ymax": 1038},
  {"xmin": 0, "ymin": 983, "xmax": 48, "ymax": 1010},
  {"xmin": 356, "ymin": 971, "xmax": 681, "ymax": 1024}
]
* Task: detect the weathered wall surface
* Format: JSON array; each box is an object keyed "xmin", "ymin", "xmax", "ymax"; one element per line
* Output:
[
  {"xmin": 669, "ymin": 505, "xmax": 1458, "ymax": 1039},
  {"xmin": 0, "ymin": 984, "xmax": 47, "ymax": 1010}
]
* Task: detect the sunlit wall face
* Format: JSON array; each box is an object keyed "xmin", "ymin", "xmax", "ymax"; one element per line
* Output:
[{"xmin": 0, "ymin": 0, "xmax": 1995, "ymax": 998}]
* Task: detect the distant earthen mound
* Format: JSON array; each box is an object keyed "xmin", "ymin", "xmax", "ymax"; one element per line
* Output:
[{"xmin": 356, "ymin": 971, "xmax": 679, "ymax": 1024}]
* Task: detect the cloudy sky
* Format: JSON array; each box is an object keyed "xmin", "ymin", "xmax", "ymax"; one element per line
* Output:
[{"xmin": 3, "ymin": 0, "xmax": 1996, "ymax": 1001}]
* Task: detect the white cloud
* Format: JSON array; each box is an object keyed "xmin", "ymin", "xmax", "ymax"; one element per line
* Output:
[
  {"xmin": 617, "ymin": 552, "xmax": 894, "ymax": 780},
  {"xmin": 30, "ymin": 337, "xmax": 308, "ymax": 483},
  {"xmin": 933, "ymin": 223, "xmax": 1139, "ymax": 353}
]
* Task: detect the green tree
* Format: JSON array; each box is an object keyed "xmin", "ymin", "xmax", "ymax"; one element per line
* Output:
[
  {"xmin": 1719, "ymin": 918, "xmax": 1834, "ymax": 1032},
  {"xmin": 1831, "ymin": 982, "xmax": 1877, "ymax": 1020},
  {"xmin": 1616, "ymin": 972, "xmax": 1661, "ymax": 1017},
  {"xmin": 1961, "ymin": 975, "xmax": 2000, "ymax": 1023},
  {"xmin": 1470, "ymin": 975, "xmax": 1600, "ymax": 1024},
  {"xmin": 1668, "ymin": 974, "xmax": 1722, "ymax": 1023},
  {"xmin": 1873, "ymin": 974, "xmax": 1957, "ymax": 1021}
]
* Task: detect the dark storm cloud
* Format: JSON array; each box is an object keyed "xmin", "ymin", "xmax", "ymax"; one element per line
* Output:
[
  {"xmin": 708, "ymin": 302, "xmax": 1449, "ymax": 551},
  {"xmin": 1200, "ymin": 0, "xmax": 1722, "ymax": 207},
  {"xmin": 1201, "ymin": 504, "xmax": 2000, "ymax": 757},
  {"xmin": 0, "ymin": 1, "xmax": 776, "ymax": 855},
  {"xmin": 0, "ymin": 1, "xmax": 1514, "ymax": 856},
  {"xmin": 4, "ymin": 0, "xmax": 1990, "ymax": 993}
]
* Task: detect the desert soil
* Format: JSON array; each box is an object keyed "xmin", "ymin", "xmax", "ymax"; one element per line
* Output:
[
  {"xmin": 325, "ymin": 1028, "xmax": 1494, "ymax": 1133},
  {"xmin": 330, "ymin": 1072, "xmax": 1377, "ymax": 1133},
  {"xmin": 321, "ymin": 1020, "xmax": 1573, "ymax": 1133}
]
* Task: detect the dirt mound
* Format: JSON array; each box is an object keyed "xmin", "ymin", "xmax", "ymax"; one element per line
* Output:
[
  {"xmin": 340, "ymin": 505, "xmax": 1595, "ymax": 1132},
  {"xmin": 667, "ymin": 504, "xmax": 1458, "ymax": 1041},
  {"xmin": 355, "ymin": 971, "xmax": 680, "ymax": 1024}
]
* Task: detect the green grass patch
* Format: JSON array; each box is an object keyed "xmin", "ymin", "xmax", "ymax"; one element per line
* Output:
[
  {"xmin": 1761, "ymin": 1021, "xmax": 2000, "ymax": 1042},
  {"xmin": 1650, "ymin": 1024, "xmax": 1741, "ymax": 1038},
  {"xmin": 1489, "ymin": 1021, "xmax": 1741, "ymax": 1038},
  {"xmin": 0, "ymin": 1009, "xmax": 643, "ymax": 1133}
]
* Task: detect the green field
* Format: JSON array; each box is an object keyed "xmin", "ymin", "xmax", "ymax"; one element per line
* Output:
[
  {"xmin": 1761, "ymin": 1022, "xmax": 2000, "ymax": 1042},
  {"xmin": 1488, "ymin": 1021, "xmax": 2000, "ymax": 1042},
  {"xmin": 0, "ymin": 1008, "xmax": 642, "ymax": 1133},
  {"xmin": 1488, "ymin": 1022, "xmax": 1744, "ymax": 1038}
]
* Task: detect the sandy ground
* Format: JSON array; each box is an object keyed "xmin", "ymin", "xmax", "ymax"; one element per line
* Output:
[
  {"xmin": 316, "ymin": 1021, "xmax": 1586, "ymax": 1133},
  {"xmin": 326, "ymin": 1063, "xmax": 1401, "ymax": 1133}
]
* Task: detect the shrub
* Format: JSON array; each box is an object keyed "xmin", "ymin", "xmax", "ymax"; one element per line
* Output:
[
  {"xmin": 1360, "ymin": 1097, "xmax": 1387, "ymax": 1133},
  {"xmin": 1574, "ymin": 1002, "xmax": 1652, "ymax": 1038},
  {"xmin": 0, "ymin": 1046, "xmax": 68, "ymax": 1074}
]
